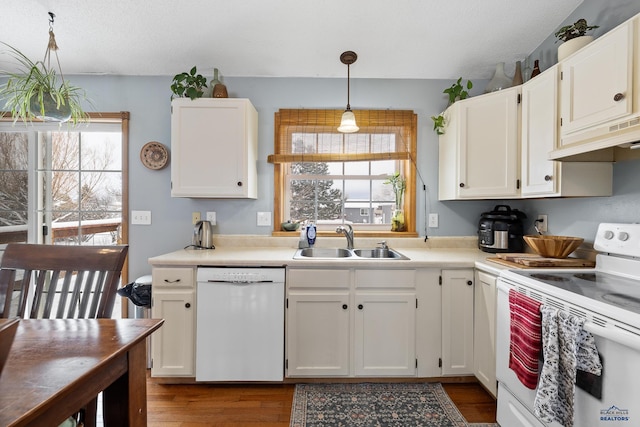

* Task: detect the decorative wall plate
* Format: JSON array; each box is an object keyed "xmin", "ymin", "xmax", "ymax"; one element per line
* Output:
[{"xmin": 140, "ymin": 141, "xmax": 169, "ymax": 170}]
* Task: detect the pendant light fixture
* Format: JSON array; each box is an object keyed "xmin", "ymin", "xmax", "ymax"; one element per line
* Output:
[{"xmin": 337, "ymin": 51, "xmax": 359, "ymax": 133}]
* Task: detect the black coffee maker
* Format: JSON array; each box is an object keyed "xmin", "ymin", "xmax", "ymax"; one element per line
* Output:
[{"xmin": 478, "ymin": 205, "xmax": 527, "ymax": 253}]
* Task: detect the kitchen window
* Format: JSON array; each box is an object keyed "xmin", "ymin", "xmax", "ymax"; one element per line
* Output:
[{"xmin": 268, "ymin": 109, "xmax": 417, "ymax": 236}]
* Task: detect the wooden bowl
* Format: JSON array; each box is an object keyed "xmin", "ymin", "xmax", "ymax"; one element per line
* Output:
[{"xmin": 523, "ymin": 235, "xmax": 584, "ymax": 259}]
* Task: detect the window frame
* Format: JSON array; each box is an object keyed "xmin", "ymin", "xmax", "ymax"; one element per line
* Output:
[{"xmin": 270, "ymin": 109, "xmax": 417, "ymax": 237}]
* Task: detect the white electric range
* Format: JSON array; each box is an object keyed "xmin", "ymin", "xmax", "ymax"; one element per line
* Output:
[{"xmin": 496, "ymin": 223, "xmax": 640, "ymax": 427}]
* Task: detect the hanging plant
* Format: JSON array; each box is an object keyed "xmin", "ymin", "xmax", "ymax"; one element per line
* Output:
[
  {"xmin": 431, "ymin": 77, "xmax": 473, "ymax": 135},
  {"xmin": 0, "ymin": 14, "xmax": 90, "ymax": 125}
]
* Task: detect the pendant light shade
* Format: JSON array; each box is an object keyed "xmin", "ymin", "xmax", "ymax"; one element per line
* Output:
[{"xmin": 337, "ymin": 51, "xmax": 359, "ymax": 133}]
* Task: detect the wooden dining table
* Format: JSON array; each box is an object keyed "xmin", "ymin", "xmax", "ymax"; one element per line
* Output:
[{"xmin": 0, "ymin": 318, "xmax": 163, "ymax": 427}]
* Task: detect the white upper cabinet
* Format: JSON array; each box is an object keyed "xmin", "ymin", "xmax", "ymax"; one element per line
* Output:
[
  {"xmin": 438, "ymin": 86, "xmax": 521, "ymax": 200},
  {"xmin": 552, "ymin": 13, "xmax": 640, "ymax": 159},
  {"xmin": 171, "ymin": 98, "xmax": 258, "ymax": 198},
  {"xmin": 521, "ymin": 65, "xmax": 613, "ymax": 198}
]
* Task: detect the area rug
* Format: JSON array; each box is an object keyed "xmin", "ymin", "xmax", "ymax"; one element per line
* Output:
[{"xmin": 290, "ymin": 383, "xmax": 498, "ymax": 427}]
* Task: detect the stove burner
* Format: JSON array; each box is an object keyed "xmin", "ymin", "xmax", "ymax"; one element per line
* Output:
[
  {"xmin": 530, "ymin": 273, "xmax": 571, "ymax": 282},
  {"xmin": 574, "ymin": 273, "xmax": 597, "ymax": 282},
  {"xmin": 602, "ymin": 293, "xmax": 640, "ymax": 311}
]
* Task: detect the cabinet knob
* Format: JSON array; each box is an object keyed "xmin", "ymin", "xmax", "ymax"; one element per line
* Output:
[
  {"xmin": 237, "ymin": 181, "xmax": 243, "ymax": 187},
  {"xmin": 467, "ymin": 280, "xmax": 473, "ymax": 286},
  {"xmin": 185, "ymin": 302, "xmax": 191, "ymax": 308},
  {"xmin": 342, "ymin": 304, "xmax": 348, "ymax": 310},
  {"xmin": 544, "ymin": 175, "xmax": 552, "ymax": 182},
  {"xmin": 358, "ymin": 304, "xmax": 364, "ymax": 310},
  {"xmin": 459, "ymin": 183, "xmax": 465, "ymax": 188},
  {"xmin": 614, "ymin": 93, "xmax": 625, "ymax": 102}
]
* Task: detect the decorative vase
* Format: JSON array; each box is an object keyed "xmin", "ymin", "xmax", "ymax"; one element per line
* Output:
[
  {"xmin": 391, "ymin": 209, "xmax": 406, "ymax": 232},
  {"xmin": 30, "ymin": 95, "xmax": 72, "ymax": 122},
  {"xmin": 530, "ymin": 60, "xmax": 541, "ymax": 79},
  {"xmin": 485, "ymin": 62, "xmax": 512, "ymax": 93},
  {"xmin": 210, "ymin": 68, "xmax": 228, "ymax": 98},
  {"xmin": 558, "ymin": 35, "xmax": 593, "ymax": 61},
  {"xmin": 511, "ymin": 61, "xmax": 523, "ymax": 86}
]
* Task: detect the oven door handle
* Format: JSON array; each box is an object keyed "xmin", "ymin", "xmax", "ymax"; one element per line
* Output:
[{"xmin": 584, "ymin": 321, "xmax": 640, "ymax": 353}]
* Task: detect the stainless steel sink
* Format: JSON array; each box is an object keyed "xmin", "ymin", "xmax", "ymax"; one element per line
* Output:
[
  {"xmin": 295, "ymin": 248, "xmax": 353, "ymax": 258},
  {"xmin": 293, "ymin": 247, "xmax": 408, "ymax": 260},
  {"xmin": 352, "ymin": 248, "xmax": 409, "ymax": 259}
]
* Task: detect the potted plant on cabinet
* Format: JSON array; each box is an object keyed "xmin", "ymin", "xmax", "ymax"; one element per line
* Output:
[
  {"xmin": 170, "ymin": 66, "xmax": 208, "ymax": 100},
  {"xmin": 0, "ymin": 42, "xmax": 90, "ymax": 125},
  {"xmin": 555, "ymin": 18, "xmax": 599, "ymax": 61},
  {"xmin": 431, "ymin": 77, "xmax": 473, "ymax": 135}
]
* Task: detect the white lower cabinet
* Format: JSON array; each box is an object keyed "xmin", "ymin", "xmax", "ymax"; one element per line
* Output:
[
  {"xmin": 441, "ymin": 269, "xmax": 474, "ymax": 375},
  {"xmin": 286, "ymin": 267, "xmax": 418, "ymax": 377},
  {"xmin": 473, "ymin": 270, "xmax": 498, "ymax": 396},
  {"xmin": 151, "ymin": 267, "xmax": 196, "ymax": 377},
  {"xmin": 287, "ymin": 291, "xmax": 350, "ymax": 376}
]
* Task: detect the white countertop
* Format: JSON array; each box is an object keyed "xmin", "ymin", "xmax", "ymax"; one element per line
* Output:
[{"xmin": 148, "ymin": 235, "xmax": 496, "ymax": 269}]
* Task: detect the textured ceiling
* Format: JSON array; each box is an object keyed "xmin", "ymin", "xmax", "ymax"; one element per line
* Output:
[{"xmin": 1, "ymin": 0, "xmax": 582, "ymax": 80}]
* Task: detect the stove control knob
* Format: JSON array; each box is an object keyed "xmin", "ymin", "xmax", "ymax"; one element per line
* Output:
[
  {"xmin": 603, "ymin": 230, "xmax": 615, "ymax": 240},
  {"xmin": 618, "ymin": 231, "xmax": 630, "ymax": 241}
]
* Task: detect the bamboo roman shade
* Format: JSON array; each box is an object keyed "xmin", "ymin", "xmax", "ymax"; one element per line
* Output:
[{"xmin": 267, "ymin": 109, "xmax": 417, "ymax": 164}]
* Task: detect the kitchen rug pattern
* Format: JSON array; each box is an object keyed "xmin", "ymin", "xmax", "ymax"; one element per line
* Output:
[{"xmin": 290, "ymin": 383, "xmax": 498, "ymax": 427}]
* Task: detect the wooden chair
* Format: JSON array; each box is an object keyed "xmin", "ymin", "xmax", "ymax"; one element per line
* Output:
[{"xmin": 0, "ymin": 243, "xmax": 129, "ymax": 427}]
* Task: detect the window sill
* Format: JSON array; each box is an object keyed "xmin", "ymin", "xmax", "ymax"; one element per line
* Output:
[{"xmin": 272, "ymin": 230, "xmax": 418, "ymax": 238}]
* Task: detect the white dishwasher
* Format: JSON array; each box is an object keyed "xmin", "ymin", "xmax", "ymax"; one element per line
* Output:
[{"xmin": 195, "ymin": 267, "xmax": 285, "ymax": 381}]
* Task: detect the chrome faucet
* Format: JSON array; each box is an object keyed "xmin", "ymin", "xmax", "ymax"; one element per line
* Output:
[{"xmin": 336, "ymin": 224, "xmax": 354, "ymax": 249}]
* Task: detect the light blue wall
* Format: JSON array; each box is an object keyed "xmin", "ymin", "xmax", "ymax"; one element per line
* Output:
[{"xmin": 41, "ymin": 1, "xmax": 640, "ymax": 279}]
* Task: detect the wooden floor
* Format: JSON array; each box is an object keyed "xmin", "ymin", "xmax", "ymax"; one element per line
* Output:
[{"xmin": 146, "ymin": 378, "xmax": 496, "ymax": 426}]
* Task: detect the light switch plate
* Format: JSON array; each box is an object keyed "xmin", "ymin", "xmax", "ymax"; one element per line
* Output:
[
  {"xmin": 428, "ymin": 213, "xmax": 439, "ymax": 228},
  {"xmin": 206, "ymin": 211, "xmax": 217, "ymax": 225},
  {"xmin": 257, "ymin": 212, "xmax": 271, "ymax": 226},
  {"xmin": 131, "ymin": 210, "xmax": 151, "ymax": 225}
]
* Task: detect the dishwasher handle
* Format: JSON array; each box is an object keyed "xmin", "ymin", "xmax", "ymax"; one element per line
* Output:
[{"xmin": 205, "ymin": 279, "xmax": 275, "ymax": 284}]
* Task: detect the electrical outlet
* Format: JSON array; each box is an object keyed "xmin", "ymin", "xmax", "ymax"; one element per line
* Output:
[
  {"xmin": 192, "ymin": 212, "xmax": 201, "ymax": 224},
  {"xmin": 131, "ymin": 210, "xmax": 151, "ymax": 225},
  {"xmin": 257, "ymin": 212, "xmax": 272, "ymax": 226},
  {"xmin": 206, "ymin": 211, "xmax": 217, "ymax": 225},
  {"xmin": 536, "ymin": 214, "xmax": 548, "ymax": 232},
  {"xmin": 428, "ymin": 213, "xmax": 439, "ymax": 228}
]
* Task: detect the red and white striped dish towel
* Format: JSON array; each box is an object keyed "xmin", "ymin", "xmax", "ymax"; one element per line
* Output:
[{"xmin": 508, "ymin": 289, "xmax": 543, "ymax": 389}]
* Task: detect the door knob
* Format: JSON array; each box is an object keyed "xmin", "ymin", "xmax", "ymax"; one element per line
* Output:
[
  {"xmin": 342, "ymin": 304, "xmax": 348, "ymax": 310},
  {"xmin": 358, "ymin": 304, "xmax": 364, "ymax": 310},
  {"xmin": 467, "ymin": 280, "xmax": 473, "ymax": 286},
  {"xmin": 185, "ymin": 302, "xmax": 191, "ymax": 308},
  {"xmin": 614, "ymin": 93, "xmax": 625, "ymax": 102},
  {"xmin": 544, "ymin": 175, "xmax": 552, "ymax": 181},
  {"xmin": 237, "ymin": 181, "xmax": 243, "ymax": 186},
  {"xmin": 459, "ymin": 183, "xmax": 465, "ymax": 188}
]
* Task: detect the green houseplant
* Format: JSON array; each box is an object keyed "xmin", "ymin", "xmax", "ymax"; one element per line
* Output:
[
  {"xmin": 171, "ymin": 66, "xmax": 208, "ymax": 100},
  {"xmin": 555, "ymin": 18, "xmax": 599, "ymax": 61},
  {"xmin": 384, "ymin": 172, "xmax": 406, "ymax": 232},
  {"xmin": 555, "ymin": 18, "xmax": 599, "ymax": 42},
  {"xmin": 0, "ymin": 42, "xmax": 89, "ymax": 125},
  {"xmin": 431, "ymin": 77, "xmax": 473, "ymax": 135}
]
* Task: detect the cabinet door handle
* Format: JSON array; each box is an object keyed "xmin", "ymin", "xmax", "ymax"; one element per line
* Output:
[
  {"xmin": 614, "ymin": 93, "xmax": 625, "ymax": 102},
  {"xmin": 237, "ymin": 181, "xmax": 243, "ymax": 187},
  {"xmin": 358, "ymin": 304, "xmax": 364, "ymax": 310},
  {"xmin": 467, "ymin": 280, "xmax": 473, "ymax": 286},
  {"xmin": 164, "ymin": 279, "xmax": 181, "ymax": 283},
  {"xmin": 185, "ymin": 302, "xmax": 191, "ymax": 308},
  {"xmin": 544, "ymin": 175, "xmax": 552, "ymax": 181},
  {"xmin": 459, "ymin": 183, "xmax": 465, "ymax": 188},
  {"xmin": 342, "ymin": 304, "xmax": 348, "ymax": 310}
]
